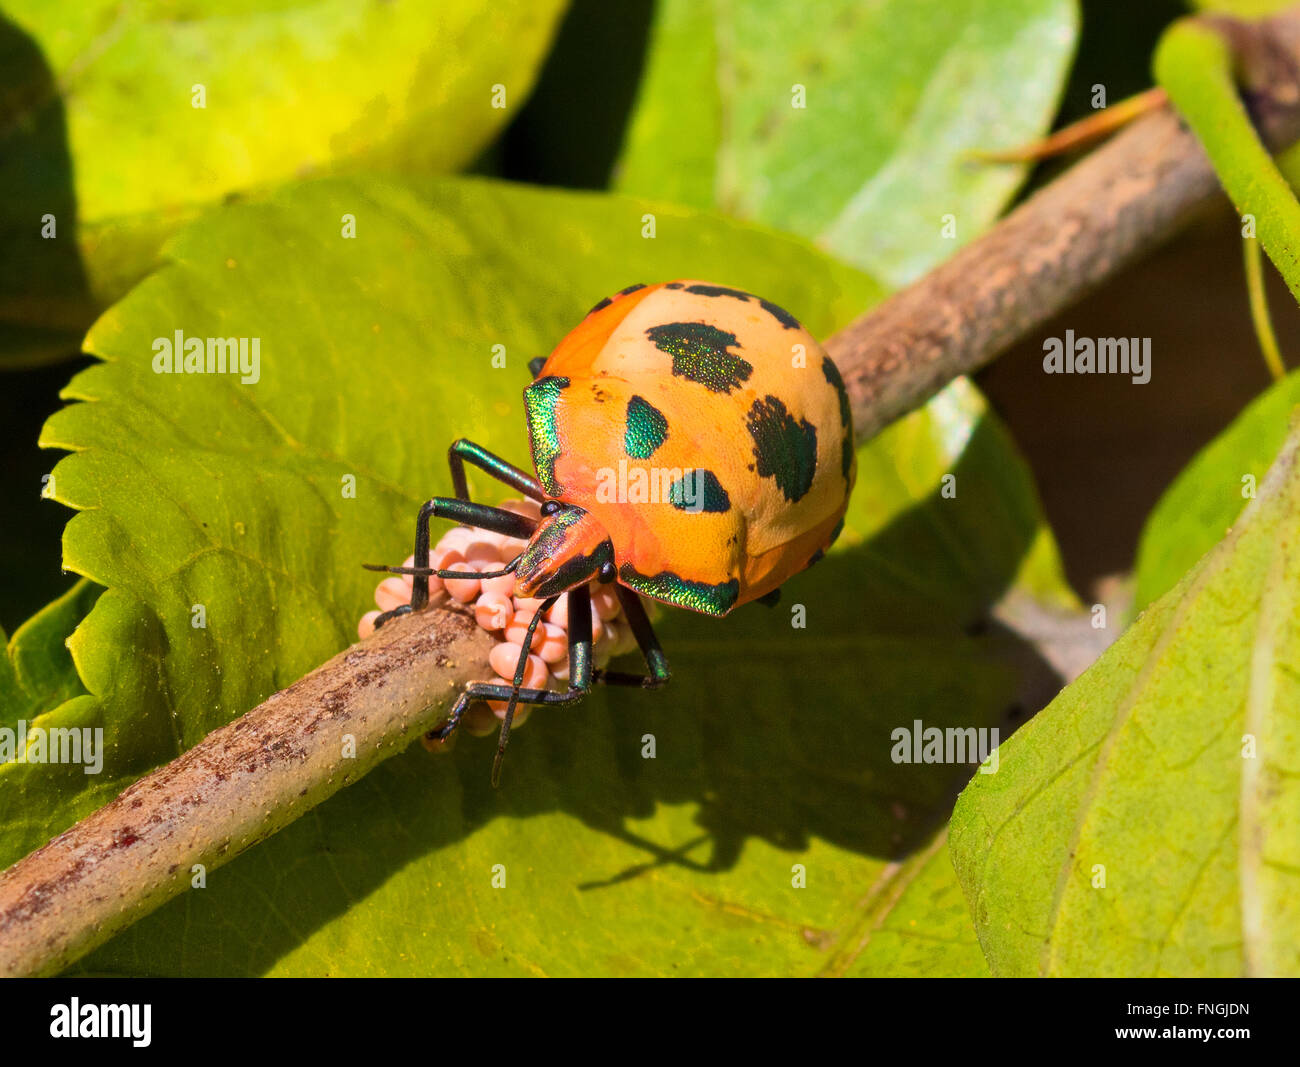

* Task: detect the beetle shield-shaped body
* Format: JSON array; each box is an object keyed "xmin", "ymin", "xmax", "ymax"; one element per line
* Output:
[{"xmin": 523, "ymin": 280, "xmax": 855, "ymax": 617}]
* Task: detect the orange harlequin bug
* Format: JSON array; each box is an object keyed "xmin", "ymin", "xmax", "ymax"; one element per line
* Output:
[{"xmin": 368, "ymin": 281, "xmax": 855, "ymax": 784}]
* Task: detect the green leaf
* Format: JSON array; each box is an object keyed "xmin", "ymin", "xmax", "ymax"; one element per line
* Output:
[
  {"xmin": 0, "ymin": 0, "xmax": 567, "ymax": 366},
  {"xmin": 614, "ymin": 0, "xmax": 1077, "ymax": 286},
  {"xmin": 0, "ymin": 580, "xmax": 136, "ymax": 852},
  {"xmin": 951, "ymin": 422, "xmax": 1300, "ymax": 977},
  {"xmin": 0, "ymin": 578, "xmax": 98, "ymax": 724},
  {"xmin": 1156, "ymin": 19, "xmax": 1300, "ymax": 306},
  {"xmin": 18, "ymin": 175, "xmax": 1072, "ymax": 975},
  {"xmin": 1135, "ymin": 370, "xmax": 1300, "ymax": 610},
  {"xmin": 1188, "ymin": 1, "xmax": 1295, "ymax": 15}
]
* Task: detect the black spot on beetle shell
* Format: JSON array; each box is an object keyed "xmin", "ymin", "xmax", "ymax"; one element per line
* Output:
[
  {"xmin": 746, "ymin": 395, "xmax": 818, "ymax": 503},
  {"xmin": 822, "ymin": 355, "xmax": 851, "ymax": 428},
  {"xmin": 760, "ymin": 298, "xmax": 800, "ymax": 329},
  {"xmin": 685, "ymin": 283, "xmax": 753, "ymax": 302},
  {"xmin": 648, "ymin": 322, "xmax": 753, "ymax": 394},
  {"xmin": 624, "ymin": 394, "xmax": 669, "ymax": 458},
  {"xmin": 668, "ymin": 469, "xmax": 731, "ymax": 513},
  {"xmin": 587, "ymin": 283, "xmax": 646, "ymax": 316}
]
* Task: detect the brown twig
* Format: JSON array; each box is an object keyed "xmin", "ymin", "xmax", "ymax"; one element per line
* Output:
[
  {"xmin": 831, "ymin": 104, "xmax": 1219, "ymax": 441},
  {"xmin": 5, "ymin": 9, "xmax": 1300, "ymax": 980},
  {"xmin": 832, "ymin": 8, "xmax": 1300, "ymax": 442},
  {"xmin": 0, "ymin": 606, "xmax": 492, "ymax": 976}
]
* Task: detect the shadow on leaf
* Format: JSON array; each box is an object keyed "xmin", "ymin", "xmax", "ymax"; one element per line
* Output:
[
  {"xmin": 77, "ymin": 414, "xmax": 1062, "ymax": 975},
  {"xmin": 0, "ymin": 15, "xmax": 94, "ymax": 366}
]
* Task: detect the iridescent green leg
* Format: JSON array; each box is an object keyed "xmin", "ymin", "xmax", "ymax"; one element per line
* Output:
[
  {"xmin": 370, "ymin": 498, "xmax": 537, "ymax": 627},
  {"xmin": 448, "ymin": 438, "xmax": 544, "ymax": 503},
  {"xmin": 371, "ymin": 440, "xmax": 542, "ymax": 629},
  {"xmin": 431, "ymin": 586, "xmax": 594, "ymax": 740},
  {"xmin": 427, "ymin": 586, "xmax": 672, "ymax": 783},
  {"xmin": 429, "ymin": 586, "xmax": 596, "ymax": 785},
  {"xmin": 592, "ymin": 587, "xmax": 671, "ymax": 689}
]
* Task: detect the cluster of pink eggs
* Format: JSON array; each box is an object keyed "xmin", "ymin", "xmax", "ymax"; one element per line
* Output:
[{"xmin": 359, "ymin": 498, "xmax": 638, "ymax": 739}]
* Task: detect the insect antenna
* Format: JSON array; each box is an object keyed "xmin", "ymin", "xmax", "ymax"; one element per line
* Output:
[
  {"xmin": 492, "ymin": 594, "xmax": 559, "ymax": 788},
  {"xmin": 362, "ymin": 556, "xmax": 521, "ymax": 581}
]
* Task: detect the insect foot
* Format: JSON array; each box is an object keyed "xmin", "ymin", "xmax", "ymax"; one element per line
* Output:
[{"xmin": 359, "ymin": 498, "xmax": 638, "ymax": 744}]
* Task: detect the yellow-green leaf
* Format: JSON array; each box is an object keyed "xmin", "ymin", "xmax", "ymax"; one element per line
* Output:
[
  {"xmin": 615, "ymin": 0, "xmax": 1077, "ymax": 286},
  {"xmin": 952, "ymin": 420, "xmax": 1300, "ymax": 976},
  {"xmin": 14, "ymin": 175, "xmax": 1074, "ymax": 975},
  {"xmin": 0, "ymin": 0, "xmax": 567, "ymax": 366},
  {"xmin": 1135, "ymin": 370, "xmax": 1300, "ymax": 610}
]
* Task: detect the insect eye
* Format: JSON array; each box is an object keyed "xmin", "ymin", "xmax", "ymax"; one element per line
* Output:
[
  {"xmin": 598, "ymin": 561, "xmax": 617, "ymax": 584},
  {"xmin": 541, "ymin": 500, "xmax": 562, "ymax": 516}
]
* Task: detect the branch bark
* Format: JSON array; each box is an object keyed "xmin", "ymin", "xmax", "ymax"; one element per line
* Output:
[
  {"xmin": 0, "ymin": 606, "xmax": 493, "ymax": 976},
  {"xmin": 830, "ymin": 8, "xmax": 1300, "ymax": 441},
  {"xmin": 5, "ymin": 8, "xmax": 1300, "ymax": 979},
  {"xmin": 828, "ymin": 105, "xmax": 1218, "ymax": 441}
]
